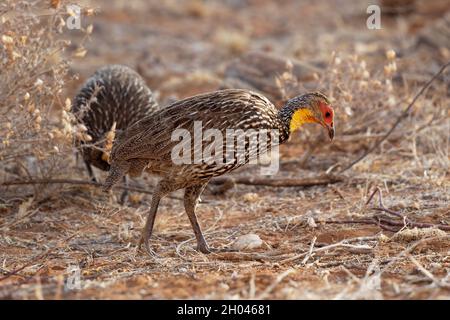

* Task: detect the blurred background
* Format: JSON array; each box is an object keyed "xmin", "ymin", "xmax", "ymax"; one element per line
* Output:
[
  {"xmin": 0, "ymin": 0, "xmax": 449, "ymax": 299},
  {"xmin": 69, "ymin": 0, "xmax": 449, "ymax": 103}
]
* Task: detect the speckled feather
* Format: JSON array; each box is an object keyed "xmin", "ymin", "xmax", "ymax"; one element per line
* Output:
[{"xmin": 106, "ymin": 89, "xmax": 290, "ymax": 187}]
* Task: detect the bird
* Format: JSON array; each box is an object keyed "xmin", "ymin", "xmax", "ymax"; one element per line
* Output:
[
  {"xmin": 72, "ymin": 64, "xmax": 159, "ymax": 202},
  {"xmin": 102, "ymin": 89, "xmax": 335, "ymax": 254}
]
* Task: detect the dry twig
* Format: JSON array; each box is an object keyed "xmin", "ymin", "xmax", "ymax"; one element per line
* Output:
[
  {"xmin": 0, "ymin": 234, "xmax": 78, "ymax": 282},
  {"xmin": 366, "ymin": 187, "xmax": 450, "ymax": 231},
  {"xmin": 1, "ymin": 179, "xmax": 182, "ymax": 200},
  {"xmin": 324, "ymin": 187, "xmax": 450, "ymax": 232},
  {"xmin": 280, "ymin": 236, "xmax": 377, "ymax": 264},
  {"xmin": 211, "ymin": 174, "xmax": 343, "ymax": 188}
]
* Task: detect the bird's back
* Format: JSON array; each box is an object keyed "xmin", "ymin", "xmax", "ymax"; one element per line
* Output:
[{"xmin": 110, "ymin": 89, "xmax": 281, "ymax": 180}]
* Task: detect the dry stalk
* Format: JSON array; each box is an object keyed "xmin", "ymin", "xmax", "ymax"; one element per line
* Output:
[
  {"xmin": 1, "ymin": 178, "xmax": 183, "ymax": 200},
  {"xmin": 279, "ymin": 236, "xmax": 376, "ymax": 264}
]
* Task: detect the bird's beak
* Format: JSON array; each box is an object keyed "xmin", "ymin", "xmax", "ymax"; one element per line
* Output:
[
  {"xmin": 327, "ymin": 124, "xmax": 335, "ymax": 141},
  {"xmin": 320, "ymin": 121, "xmax": 334, "ymax": 141}
]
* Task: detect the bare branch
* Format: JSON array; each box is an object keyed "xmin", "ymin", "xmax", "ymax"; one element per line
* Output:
[
  {"xmin": 210, "ymin": 174, "xmax": 343, "ymax": 188},
  {"xmin": 1, "ymin": 178, "xmax": 183, "ymax": 200}
]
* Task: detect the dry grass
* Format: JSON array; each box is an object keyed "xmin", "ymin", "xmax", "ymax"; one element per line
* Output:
[
  {"xmin": 0, "ymin": 0, "xmax": 449, "ymax": 300},
  {"xmin": 0, "ymin": 0, "xmax": 94, "ymax": 200},
  {"xmin": 1, "ymin": 1, "xmax": 71, "ymax": 179}
]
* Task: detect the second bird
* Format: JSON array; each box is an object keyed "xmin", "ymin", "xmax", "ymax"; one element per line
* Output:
[{"xmin": 72, "ymin": 65, "xmax": 159, "ymax": 202}]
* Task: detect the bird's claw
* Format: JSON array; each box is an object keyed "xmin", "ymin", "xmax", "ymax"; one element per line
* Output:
[
  {"xmin": 137, "ymin": 236, "xmax": 157, "ymax": 257},
  {"xmin": 196, "ymin": 243, "xmax": 237, "ymax": 254}
]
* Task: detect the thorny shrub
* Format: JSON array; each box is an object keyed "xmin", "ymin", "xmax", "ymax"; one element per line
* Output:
[{"xmin": 0, "ymin": 0, "xmax": 93, "ymax": 197}]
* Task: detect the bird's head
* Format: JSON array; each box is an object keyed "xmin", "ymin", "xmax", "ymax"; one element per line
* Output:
[{"xmin": 284, "ymin": 92, "xmax": 335, "ymax": 140}]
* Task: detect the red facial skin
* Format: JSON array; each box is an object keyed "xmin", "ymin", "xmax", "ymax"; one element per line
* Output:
[{"xmin": 319, "ymin": 102, "xmax": 335, "ymax": 140}]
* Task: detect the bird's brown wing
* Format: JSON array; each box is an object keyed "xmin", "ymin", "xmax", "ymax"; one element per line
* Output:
[{"xmin": 110, "ymin": 89, "xmax": 280, "ymax": 164}]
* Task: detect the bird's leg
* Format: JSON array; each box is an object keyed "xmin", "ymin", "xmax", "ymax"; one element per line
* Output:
[
  {"xmin": 84, "ymin": 159, "xmax": 97, "ymax": 182},
  {"xmin": 119, "ymin": 175, "xmax": 128, "ymax": 205},
  {"xmin": 138, "ymin": 179, "xmax": 176, "ymax": 255},
  {"xmin": 184, "ymin": 183, "xmax": 211, "ymax": 254},
  {"xmin": 121, "ymin": 159, "xmax": 147, "ymax": 204},
  {"xmin": 138, "ymin": 196, "xmax": 160, "ymax": 255}
]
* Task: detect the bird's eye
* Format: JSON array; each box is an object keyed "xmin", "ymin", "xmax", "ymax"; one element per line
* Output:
[{"xmin": 325, "ymin": 112, "xmax": 331, "ymax": 118}]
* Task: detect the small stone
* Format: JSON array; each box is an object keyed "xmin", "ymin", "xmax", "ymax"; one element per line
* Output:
[
  {"xmin": 232, "ymin": 234, "xmax": 263, "ymax": 251},
  {"xmin": 242, "ymin": 193, "xmax": 259, "ymax": 202},
  {"xmin": 378, "ymin": 233, "xmax": 390, "ymax": 243},
  {"xmin": 307, "ymin": 217, "xmax": 317, "ymax": 228}
]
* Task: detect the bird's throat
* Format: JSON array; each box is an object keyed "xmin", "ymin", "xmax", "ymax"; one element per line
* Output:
[{"xmin": 289, "ymin": 108, "xmax": 316, "ymax": 132}]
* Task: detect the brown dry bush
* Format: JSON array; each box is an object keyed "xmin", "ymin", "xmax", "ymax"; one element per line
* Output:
[
  {"xmin": 0, "ymin": 0, "xmax": 90, "ymax": 199},
  {"xmin": 276, "ymin": 49, "xmax": 449, "ymax": 175},
  {"xmin": 325, "ymin": 53, "xmax": 448, "ymax": 175}
]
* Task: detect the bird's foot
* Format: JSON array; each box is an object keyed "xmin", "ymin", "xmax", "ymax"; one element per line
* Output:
[
  {"xmin": 137, "ymin": 235, "xmax": 157, "ymax": 257},
  {"xmin": 197, "ymin": 242, "xmax": 212, "ymax": 254},
  {"xmin": 196, "ymin": 242, "xmax": 237, "ymax": 254}
]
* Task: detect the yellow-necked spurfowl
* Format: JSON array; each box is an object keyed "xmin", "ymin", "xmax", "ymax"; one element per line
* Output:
[{"xmin": 103, "ymin": 89, "xmax": 335, "ymax": 253}]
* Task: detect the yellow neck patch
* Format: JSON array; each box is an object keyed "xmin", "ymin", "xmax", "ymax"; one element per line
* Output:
[{"xmin": 289, "ymin": 109, "xmax": 316, "ymax": 132}]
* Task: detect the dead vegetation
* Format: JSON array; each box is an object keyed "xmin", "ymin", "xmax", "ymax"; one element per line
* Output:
[
  {"xmin": 0, "ymin": 0, "xmax": 449, "ymax": 299},
  {"xmin": 0, "ymin": 0, "xmax": 72, "ymax": 185},
  {"xmin": 0, "ymin": 0, "xmax": 94, "ymax": 200}
]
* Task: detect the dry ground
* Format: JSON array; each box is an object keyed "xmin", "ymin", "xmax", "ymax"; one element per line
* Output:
[{"xmin": 0, "ymin": 0, "xmax": 449, "ymax": 299}]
